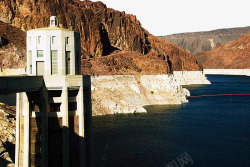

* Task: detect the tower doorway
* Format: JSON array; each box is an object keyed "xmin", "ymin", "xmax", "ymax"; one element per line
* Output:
[{"xmin": 36, "ymin": 61, "xmax": 44, "ymax": 75}]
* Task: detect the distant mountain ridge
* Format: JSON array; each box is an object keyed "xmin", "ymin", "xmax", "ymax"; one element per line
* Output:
[
  {"xmin": 159, "ymin": 26, "xmax": 250, "ymax": 54},
  {"xmin": 195, "ymin": 34, "xmax": 250, "ymax": 69}
]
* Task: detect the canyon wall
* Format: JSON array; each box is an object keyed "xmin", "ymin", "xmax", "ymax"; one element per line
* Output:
[
  {"xmin": 91, "ymin": 71, "xmax": 210, "ymax": 116},
  {"xmin": 0, "ymin": 0, "xmax": 202, "ymax": 74},
  {"xmin": 0, "ymin": 20, "xmax": 26, "ymax": 68},
  {"xmin": 195, "ymin": 34, "xmax": 250, "ymax": 69}
]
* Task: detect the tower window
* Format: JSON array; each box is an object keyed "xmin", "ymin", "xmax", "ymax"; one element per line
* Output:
[
  {"xmin": 66, "ymin": 37, "xmax": 70, "ymax": 45},
  {"xmin": 51, "ymin": 20, "xmax": 55, "ymax": 26},
  {"xmin": 38, "ymin": 36, "xmax": 41, "ymax": 44},
  {"xmin": 37, "ymin": 50, "xmax": 43, "ymax": 58},
  {"xmin": 51, "ymin": 51, "xmax": 58, "ymax": 74},
  {"xmin": 66, "ymin": 51, "xmax": 71, "ymax": 75},
  {"xmin": 29, "ymin": 51, "xmax": 32, "ymax": 74},
  {"xmin": 52, "ymin": 36, "xmax": 56, "ymax": 44}
]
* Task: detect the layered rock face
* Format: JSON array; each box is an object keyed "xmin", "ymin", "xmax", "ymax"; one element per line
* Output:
[
  {"xmin": 159, "ymin": 26, "xmax": 250, "ymax": 54},
  {"xmin": 91, "ymin": 72, "xmax": 210, "ymax": 116},
  {"xmin": 0, "ymin": 21, "xmax": 26, "ymax": 68},
  {"xmin": 91, "ymin": 75, "xmax": 188, "ymax": 116},
  {"xmin": 172, "ymin": 71, "xmax": 211, "ymax": 85},
  {"xmin": 0, "ymin": 104, "xmax": 16, "ymax": 166},
  {"xmin": 195, "ymin": 34, "xmax": 250, "ymax": 69},
  {"xmin": 0, "ymin": 0, "xmax": 202, "ymax": 74}
]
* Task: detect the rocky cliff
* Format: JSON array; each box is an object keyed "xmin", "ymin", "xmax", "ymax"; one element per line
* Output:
[
  {"xmin": 195, "ymin": 34, "xmax": 250, "ymax": 69},
  {"xmin": 91, "ymin": 72, "xmax": 210, "ymax": 116},
  {"xmin": 0, "ymin": 104, "xmax": 15, "ymax": 166},
  {"xmin": 159, "ymin": 26, "xmax": 250, "ymax": 54},
  {"xmin": 0, "ymin": 21, "xmax": 26, "ymax": 68},
  {"xmin": 0, "ymin": 0, "xmax": 202, "ymax": 74}
]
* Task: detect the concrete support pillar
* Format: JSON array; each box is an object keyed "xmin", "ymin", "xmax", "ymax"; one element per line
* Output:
[
  {"xmin": 15, "ymin": 93, "xmax": 21, "ymax": 167},
  {"xmin": 23, "ymin": 93, "xmax": 30, "ymax": 167},
  {"xmin": 78, "ymin": 86, "xmax": 86, "ymax": 167},
  {"xmin": 83, "ymin": 86, "xmax": 93, "ymax": 167},
  {"xmin": 40, "ymin": 88, "xmax": 49, "ymax": 167},
  {"xmin": 62, "ymin": 86, "xmax": 69, "ymax": 167}
]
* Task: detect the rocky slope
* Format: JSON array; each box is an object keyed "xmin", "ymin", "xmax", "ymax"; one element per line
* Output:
[
  {"xmin": 0, "ymin": 104, "xmax": 16, "ymax": 166},
  {"xmin": 0, "ymin": 21, "xmax": 26, "ymax": 68},
  {"xmin": 195, "ymin": 34, "xmax": 250, "ymax": 69},
  {"xmin": 0, "ymin": 0, "xmax": 202, "ymax": 74},
  {"xmin": 91, "ymin": 75, "xmax": 188, "ymax": 115},
  {"xmin": 91, "ymin": 72, "xmax": 210, "ymax": 116},
  {"xmin": 159, "ymin": 26, "xmax": 250, "ymax": 54}
]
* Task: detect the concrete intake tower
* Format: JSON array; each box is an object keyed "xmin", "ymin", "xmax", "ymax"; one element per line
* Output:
[{"xmin": 15, "ymin": 16, "xmax": 92, "ymax": 167}]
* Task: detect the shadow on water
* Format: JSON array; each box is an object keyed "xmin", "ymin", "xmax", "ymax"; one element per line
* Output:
[{"xmin": 144, "ymin": 104, "xmax": 183, "ymax": 113}]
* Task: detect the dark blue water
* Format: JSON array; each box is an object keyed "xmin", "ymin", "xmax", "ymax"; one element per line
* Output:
[{"xmin": 93, "ymin": 75, "xmax": 250, "ymax": 167}]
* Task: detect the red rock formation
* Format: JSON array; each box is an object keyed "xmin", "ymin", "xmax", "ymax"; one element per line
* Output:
[
  {"xmin": 82, "ymin": 51, "xmax": 170, "ymax": 75},
  {"xmin": 148, "ymin": 36, "xmax": 202, "ymax": 71},
  {"xmin": 195, "ymin": 34, "xmax": 250, "ymax": 69},
  {"xmin": 0, "ymin": 0, "xmax": 202, "ymax": 74}
]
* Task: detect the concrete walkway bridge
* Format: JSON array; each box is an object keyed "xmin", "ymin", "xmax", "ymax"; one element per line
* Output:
[{"xmin": 0, "ymin": 75, "xmax": 92, "ymax": 167}]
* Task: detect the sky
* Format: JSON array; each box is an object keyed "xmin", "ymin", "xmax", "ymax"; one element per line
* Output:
[{"xmin": 91, "ymin": 0, "xmax": 250, "ymax": 36}]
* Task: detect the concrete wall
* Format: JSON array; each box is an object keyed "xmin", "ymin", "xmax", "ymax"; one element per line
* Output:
[
  {"xmin": 0, "ymin": 68, "xmax": 26, "ymax": 76},
  {"xmin": 204, "ymin": 69, "xmax": 250, "ymax": 76},
  {"xmin": 27, "ymin": 28, "xmax": 81, "ymax": 76}
]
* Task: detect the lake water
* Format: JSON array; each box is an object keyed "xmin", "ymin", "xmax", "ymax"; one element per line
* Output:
[{"xmin": 93, "ymin": 75, "xmax": 250, "ymax": 167}]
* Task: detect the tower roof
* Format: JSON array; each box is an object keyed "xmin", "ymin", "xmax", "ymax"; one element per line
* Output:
[
  {"xmin": 50, "ymin": 16, "xmax": 58, "ymax": 27},
  {"xmin": 27, "ymin": 16, "xmax": 73, "ymax": 31}
]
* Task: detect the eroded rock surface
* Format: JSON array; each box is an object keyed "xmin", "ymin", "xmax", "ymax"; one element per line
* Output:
[
  {"xmin": 0, "ymin": 0, "xmax": 202, "ymax": 74},
  {"xmin": 195, "ymin": 34, "xmax": 250, "ymax": 69},
  {"xmin": 0, "ymin": 104, "xmax": 15, "ymax": 166},
  {"xmin": 160, "ymin": 26, "xmax": 250, "ymax": 54},
  {"xmin": 0, "ymin": 21, "xmax": 26, "ymax": 68},
  {"xmin": 91, "ymin": 72, "xmax": 210, "ymax": 116}
]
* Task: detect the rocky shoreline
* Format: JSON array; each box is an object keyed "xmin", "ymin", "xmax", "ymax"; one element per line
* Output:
[
  {"xmin": 0, "ymin": 71, "xmax": 210, "ymax": 164},
  {"xmin": 91, "ymin": 71, "xmax": 210, "ymax": 116},
  {"xmin": 0, "ymin": 71, "xmax": 210, "ymax": 117}
]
